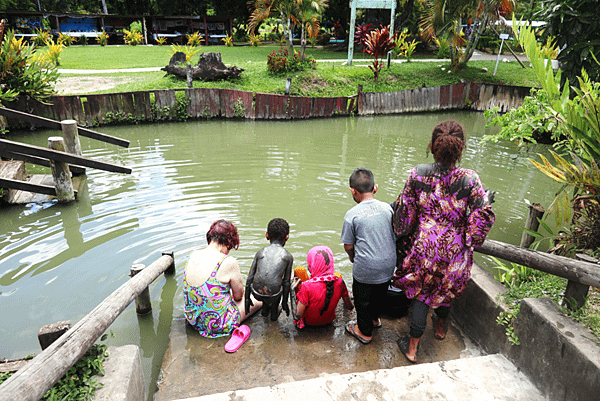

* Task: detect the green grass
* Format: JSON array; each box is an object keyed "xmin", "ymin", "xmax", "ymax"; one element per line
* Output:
[{"xmin": 51, "ymin": 44, "xmax": 539, "ymax": 97}]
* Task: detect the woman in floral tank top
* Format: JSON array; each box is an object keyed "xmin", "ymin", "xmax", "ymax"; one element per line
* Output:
[{"xmin": 184, "ymin": 220, "xmax": 262, "ymax": 338}]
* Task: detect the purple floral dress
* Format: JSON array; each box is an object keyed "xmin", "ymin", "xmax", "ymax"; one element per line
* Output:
[{"xmin": 392, "ymin": 163, "xmax": 495, "ymax": 308}]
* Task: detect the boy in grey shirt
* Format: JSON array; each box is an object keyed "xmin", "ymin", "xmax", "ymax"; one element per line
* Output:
[{"xmin": 341, "ymin": 168, "xmax": 396, "ymax": 344}]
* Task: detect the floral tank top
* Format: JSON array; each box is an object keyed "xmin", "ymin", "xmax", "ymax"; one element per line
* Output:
[{"xmin": 183, "ymin": 255, "xmax": 241, "ymax": 338}]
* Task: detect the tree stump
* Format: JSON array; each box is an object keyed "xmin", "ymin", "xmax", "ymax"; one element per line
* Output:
[{"xmin": 162, "ymin": 52, "xmax": 244, "ymax": 81}]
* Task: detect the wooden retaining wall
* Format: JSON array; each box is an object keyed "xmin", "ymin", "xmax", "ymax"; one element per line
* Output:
[
  {"xmin": 3, "ymin": 83, "xmax": 529, "ymax": 129},
  {"xmin": 358, "ymin": 83, "xmax": 531, "ymax": 115}
]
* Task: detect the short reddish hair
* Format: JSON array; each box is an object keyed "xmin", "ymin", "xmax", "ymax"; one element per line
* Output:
[{"xmin": 206, "ymin": 220, "xmax": 240, "ymax": 250}]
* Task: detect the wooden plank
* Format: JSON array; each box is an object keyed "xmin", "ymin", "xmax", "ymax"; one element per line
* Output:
[
  {"xmin": 0, "ymin": 359, "xmax": 29, "ymax": 374},
  {"xmin": 288, "ymin": 96, "xmax": 311, "ymax": 119},
  {"xmin": 85, "ymin": 94, "xmax": 101, "ymax": 126},
  {"xmin": 440, "ymin": 85, "xmax": 451, "ymax": 109},
  {"xmin": 0, "ymin": 149, "xmax": 85, "ymax": 175},
  {"xmin": 0, "ymin": 139, "xmax": 131, "ymax": 174},
  {"xmin": 476, "ymin": 240, "xmax": 600, "ymax": 288},
  {"xmin": 0, "ymin": 177, "xmax": 79, "ymax": 197},
  {"xmin": 121, "ymin": 93, "xmax": 135, "ymax": 118},
  {"xmin": 133, "ymin": 91, "xmax": 152, "ymax": 121},
  {"xmin": 0, "ymin": 254, "xmax": 174, "ymax": 401},
  {"xmin": 0, "ymin": 107, "xmax": 129, "ymax": 148},
  {"xmin": 53, "ymin": 96, "xmax": 68, "ymax": 122}
]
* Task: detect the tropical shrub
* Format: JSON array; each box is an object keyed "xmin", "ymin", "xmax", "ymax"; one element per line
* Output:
[
  {"xmin": 249, "ymin": 33, "xmax": 262, "ymax": 47},
  {"xmin": 33, "ymin": 28, "xmax": 51, "ymax": 47},
  {"xmin": 170, "ymin": 44, "xmax": 200, "ymax": 62},
  {"xmin": 0, "ymin": 31, "xmax": 57, "ymax": 105},
  {"xmin": 96, "ymin": 31, "xmax": 109, "ymax": 46},
  {"xmin": 186, "ymin": 31, "xmax": 203, "ymax": 47},
  {"xmin": 44, "ymin": 38, "xmax": 64, "ymax": 66},
  {"xmin": 156, "ymin": 36, "xmax": 167, "ymax": 45},
  {"xmin": 221, "ymin": 35, "xmax": 234, "ymax": 47},
  {"xmin": 79, "ymin": 35, "xmax": 88, "ymax": 45},
  {"xmin": 363, "ymin": 25, "xmax": 396, "ymax": 82},
  {"xmin": 354, "ymin": 23, "xmax": 373, "ymax": 52},
  {"xmin": 266, "ymin": 47, "xmax": 316, "ymax": 74},
  {"xmin": 393, "ymin": 29, "xmax": 418, "ymax": 62},
  {"xmin": 487, "ymin": 19, "xmax": 600, "ymax": 255},
  {"xmin": 123, "ymin": 29, "xmax": 143, "ymax": 46},
  {"xmin": 57, "ymin": 32, "xmax": 74, "ymax": 46}
]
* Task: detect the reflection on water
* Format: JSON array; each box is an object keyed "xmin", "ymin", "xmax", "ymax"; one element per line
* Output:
[{"xmin": 0, "ymin": 111, "xmax": 557, "ymax": 398}]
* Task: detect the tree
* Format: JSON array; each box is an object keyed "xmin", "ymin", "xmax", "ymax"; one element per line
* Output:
[
  {"xmin": 420, "ymin": 0, "xmax": 515, "ymax": 70},
  {"xmin": 248, "ymin": 0, "xmax": 298, "ymax": 54},
  {"xmin": 534, "ymin": 0, "xmax": 600, "ymax": 88},
  {"xmin": 296, "ymin": 0, "xmax": 328, "ymax": 58}
]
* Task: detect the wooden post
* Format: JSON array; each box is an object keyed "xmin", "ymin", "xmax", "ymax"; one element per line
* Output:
[
  {"xmin": 0, "ymin": 253, "xmax": 174, "ymax": 401},
  {"xmin": 60, "ymin": 119, "xmax": 86, "ymax": 177},
  {"xmin": 186, "ymin": 64, "xmax": 193, "ymax": 89},
  {"xmin": 162, "ymin": 251, "xmax": 176, "ymax": 275},
  {"xmin": 47, "ymin": 137, "xmax": 75, "ymax": 203},
  {"xmin": 38, "ymin": 321, "xmax": 71, "ymax": 350},
  {"xmin": 520, "ymin": 203, "xmax": 545, "ymax": 248},
  {"xmin": 285, "ymin": 78, "xmax": 292, "ymax": 96},
  {"xmin": 60, "ymin": 120, "xmax": 82, "ymax": 157},
  {"xmin": 130, "ymin": 264, "xmax": 152, "ymax": 315},
  {"xmin": 562, "ymin": 254, "xmax": 596, "ymax": 310}
]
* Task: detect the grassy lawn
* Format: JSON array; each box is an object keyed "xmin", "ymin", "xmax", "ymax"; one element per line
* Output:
[{"xmin": 52, "ymin": 44, "xmax": 539, "ymax": 97}]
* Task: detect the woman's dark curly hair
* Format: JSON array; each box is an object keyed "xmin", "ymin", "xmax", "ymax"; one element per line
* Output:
[
  {"xmin": 206, "ymin": 220, "xmax": 240, "ymax": 250},
  {"xmin": 428, "ymin": 120, "xmax": 466, "ymax": 167}
]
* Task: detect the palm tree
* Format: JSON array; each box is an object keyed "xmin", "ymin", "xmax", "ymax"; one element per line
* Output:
[
  {"xmin": 420, "ymin": 0, "xmax": 514, "ymax": 69},
  {"xmin": 295, "ymin": 0, "xmax": 329, "ymax": 58},
  {"xmin": 248, "ymin": 0, "xmax": 298, "ymax": 54}
]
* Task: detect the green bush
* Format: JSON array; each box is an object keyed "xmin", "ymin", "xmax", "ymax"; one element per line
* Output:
[
  {"xmin": 267, "ymin": 47, "xmax": 316, "ymax": 74},
  {"xmin": 0, "ymin": 31, "xmax": 58, "ymax": 105}
]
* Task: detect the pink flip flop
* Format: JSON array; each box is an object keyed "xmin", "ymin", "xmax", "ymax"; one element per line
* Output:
[{"xmin": 224, "ymin": 324, "xmax": 251, "ymax": 353}]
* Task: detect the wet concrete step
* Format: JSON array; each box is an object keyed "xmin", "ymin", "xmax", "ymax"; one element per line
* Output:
[{"xmin": 171, "ymin": 353, "xmax": 544, "ymax": 401}]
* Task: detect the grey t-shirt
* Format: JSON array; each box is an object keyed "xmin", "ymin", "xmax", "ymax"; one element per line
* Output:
[{"xmin": 341, "ymin": 199, "xmax": 397, "ymax": 284}]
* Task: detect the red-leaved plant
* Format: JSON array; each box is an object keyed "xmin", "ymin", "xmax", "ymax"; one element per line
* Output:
[
  {"xmin": 363, "ymin": 25, "xmax": 396, "ymax": 82},
  {"xmin": 354, "ymin": 23, "xmax": 373, "ymax": 52}
]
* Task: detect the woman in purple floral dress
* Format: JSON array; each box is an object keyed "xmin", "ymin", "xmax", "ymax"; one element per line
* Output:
[{"xmin": 392, "ymin": 120, "xmax": 495, "ymax": 362}]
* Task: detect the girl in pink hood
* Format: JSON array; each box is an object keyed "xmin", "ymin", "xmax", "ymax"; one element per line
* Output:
[{"xmin": 293, "ymin": 246, "xmax": 354, "ymax": 328}]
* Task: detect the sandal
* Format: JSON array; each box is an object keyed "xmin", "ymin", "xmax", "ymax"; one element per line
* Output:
[
  {"xmin": 345, "ymin": 321, "xmax": 372, "ymax": 344},
  {"xmin": 397, "ymin": 335, "xmax": 419, "ymax": 363},
  {"xmin": 433, "ymin": 315, "xmax": 448, "ymax": 340}
]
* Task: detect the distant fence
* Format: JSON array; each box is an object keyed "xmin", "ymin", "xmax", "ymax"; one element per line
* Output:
[{"xmin": 3, "ymin": 83, "xmax": 530, "ymax": 129}]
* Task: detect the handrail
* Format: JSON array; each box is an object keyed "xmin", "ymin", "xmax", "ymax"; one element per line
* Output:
[
  {"xmin": 0, "ymin": 253, "xmax": 175, "ymax": 401},
  {"xmin": 475, "ymin": 239, "xmax": 600, "ymax": 288},
  {"xmin": 0, "ymin": 107, "xmax": 130, "ymax": 148}
]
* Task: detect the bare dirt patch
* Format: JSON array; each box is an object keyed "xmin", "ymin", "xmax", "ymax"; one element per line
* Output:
[{"xmin": 54, "ymin": 76, "xmax": 139, "ymax": 95}]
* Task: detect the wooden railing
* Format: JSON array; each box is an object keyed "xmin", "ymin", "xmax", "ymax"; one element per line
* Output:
[{"xmin": 0, "ymin": 252, "xmax": 175, "ymax": 401}]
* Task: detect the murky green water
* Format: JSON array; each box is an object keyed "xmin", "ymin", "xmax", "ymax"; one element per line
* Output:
[{"xmin": 0, "ymin": 111, "xmax": 557, "ymax": 397}]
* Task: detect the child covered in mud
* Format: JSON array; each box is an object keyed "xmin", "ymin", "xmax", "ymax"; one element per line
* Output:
[
  {"xmin": 292, "ymin": 246, "xmax": 354, "ymax": 329},
  {"xmin": 245, "ymin": 218, "xmax": 294, "ymax": 321}
]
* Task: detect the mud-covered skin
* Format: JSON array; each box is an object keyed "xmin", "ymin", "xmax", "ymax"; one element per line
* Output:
[{"xmin": 245, "ymin": 241, "xmax": 293, "ymax": 320}]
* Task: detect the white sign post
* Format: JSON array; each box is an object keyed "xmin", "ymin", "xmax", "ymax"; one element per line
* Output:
[
  {"xmin": 493, "ymin": 33, "xmax": 510, "ymax": 76},
  {"xmin": 348, "ymin": 0, "xmax": 396, "ymax": 66}
]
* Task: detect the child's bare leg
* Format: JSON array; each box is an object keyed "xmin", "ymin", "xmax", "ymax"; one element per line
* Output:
[{"xmin": 236, "ymin": 294, "xmax": 263, "ymax": 322}]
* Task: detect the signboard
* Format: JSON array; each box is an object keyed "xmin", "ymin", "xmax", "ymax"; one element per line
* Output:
[
  {"xmin": 350, "ymin": 0, "xmax": 395, "ymax": 8},
  {"xmin": 499, "ymin": 33, "xmax": 509, "ymax": 40}
]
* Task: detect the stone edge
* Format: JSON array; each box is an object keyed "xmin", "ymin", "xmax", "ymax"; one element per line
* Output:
[
  {"xmin": 452, "ymin": 263, "xmax": 600, "ymax": 401},
  {"xmin": 94, "ymin": 344, "xmax": 146, "ymax": 401}
]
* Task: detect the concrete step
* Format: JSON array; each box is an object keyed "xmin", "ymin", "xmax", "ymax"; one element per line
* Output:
[{"xmin": 171, "ymin": 354, "xmax": 545, "ymax": 401}]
